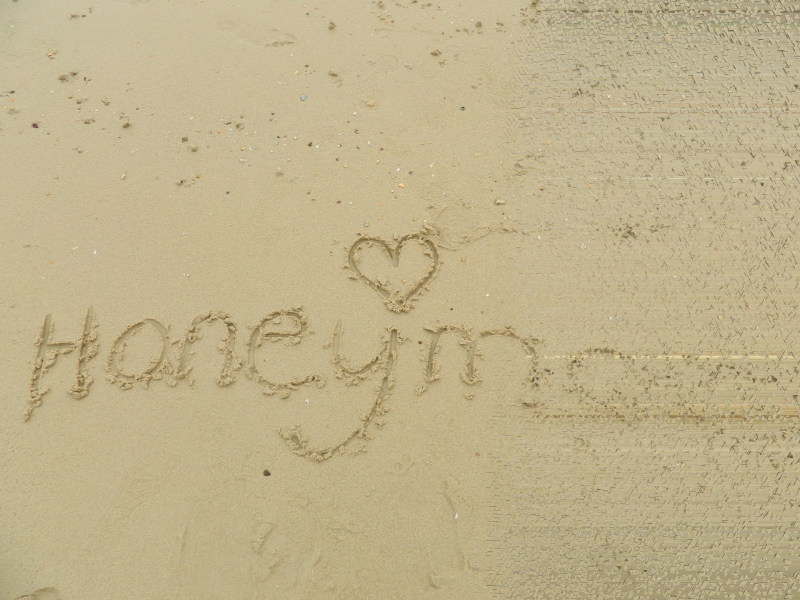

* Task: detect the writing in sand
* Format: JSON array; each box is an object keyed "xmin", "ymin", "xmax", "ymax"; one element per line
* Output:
[
  {"xmin": 24, "ymin": 230, "xmax": 541, "ymax": 461},
  {"xmin": 25, "ymin": 306, "xmax": 538, "ymax": 460}
]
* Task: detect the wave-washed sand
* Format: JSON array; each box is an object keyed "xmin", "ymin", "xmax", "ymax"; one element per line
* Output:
[{"xmin": 3, "ymin": 1, "xmax": 800, "ymax": 598}]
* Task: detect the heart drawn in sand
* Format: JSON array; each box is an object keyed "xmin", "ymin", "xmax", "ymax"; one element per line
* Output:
[{"xmin": 347, "ymin": 234, "xmax": 440, "ymax": 313}]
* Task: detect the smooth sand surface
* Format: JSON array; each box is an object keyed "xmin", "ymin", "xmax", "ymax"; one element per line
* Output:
[{"xmin": 3, "ymin": 1, "xmax": 800, "ymax": 598}]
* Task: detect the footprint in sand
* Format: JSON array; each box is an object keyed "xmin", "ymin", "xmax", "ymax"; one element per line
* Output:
[{"xmin": 217, "ymin": 20, "xmax": 296, "ymax": 48}]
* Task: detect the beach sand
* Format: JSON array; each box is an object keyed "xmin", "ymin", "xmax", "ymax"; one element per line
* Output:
[{"xmin": 3, "ymin": 1, "xmax": 800, "ymax": 598}]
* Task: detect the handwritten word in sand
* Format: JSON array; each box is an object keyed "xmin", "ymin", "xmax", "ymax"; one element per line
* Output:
[{"xmin": 26, "ymin": 307, "xmax": 541, "ymax": 461}]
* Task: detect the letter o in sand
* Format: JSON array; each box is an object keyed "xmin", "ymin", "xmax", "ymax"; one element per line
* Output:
[{"xmin": 106, "ymin": 319, "xmax": 171, "ymax": 389}]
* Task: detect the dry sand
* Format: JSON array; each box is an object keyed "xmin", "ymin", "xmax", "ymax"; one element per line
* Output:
[{"xmin": 2, "ymin": 1, "xmax": 800, "ymax": 598}]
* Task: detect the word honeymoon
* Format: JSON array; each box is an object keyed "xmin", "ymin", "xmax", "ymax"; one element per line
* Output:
[{"xmin": 27, "ymin": 308, "xmax": 539, "ymax": 460}]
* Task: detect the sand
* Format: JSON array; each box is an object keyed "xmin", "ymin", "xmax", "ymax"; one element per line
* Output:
[{"xmin": 3, "ymin": 1, "xmax": 800, "ymax": 598}]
